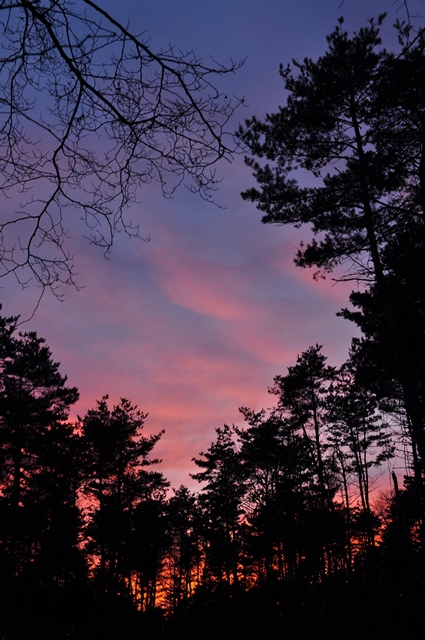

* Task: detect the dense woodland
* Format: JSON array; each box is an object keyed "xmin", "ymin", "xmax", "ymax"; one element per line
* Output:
[{"xmin": 1, "ymin": 10, "xmax": 425, "ymax": 640}]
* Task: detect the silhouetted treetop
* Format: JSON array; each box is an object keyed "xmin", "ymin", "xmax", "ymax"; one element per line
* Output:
[
  {"xmin": 239, "ymin": 16, "xmax": 425, "ymax": 282},
  {"xmin": 239, "ymin": 15, "xmax": 425, "ymax": 474}
]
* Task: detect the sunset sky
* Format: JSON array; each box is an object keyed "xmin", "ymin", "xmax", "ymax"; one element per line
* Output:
[{"xmin": 1, "ymin": 0, "xmax": 422, "ymax": 490}]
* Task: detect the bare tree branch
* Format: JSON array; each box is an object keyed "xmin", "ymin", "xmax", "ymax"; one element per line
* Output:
[{"xmin": 0, "ymin": 0, "xmax": 244, "ymax": 296}]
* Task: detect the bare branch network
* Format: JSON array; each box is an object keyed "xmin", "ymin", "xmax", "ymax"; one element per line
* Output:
[{"xmin": 0, "ymin": 0, "xmax": 243, "ymax": 295}]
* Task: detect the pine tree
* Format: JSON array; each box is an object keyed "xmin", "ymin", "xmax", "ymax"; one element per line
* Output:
[
  {"xmin": 0, "ymin": 317, "xmax": 81, "ymax": 637},
  {"xmin": 239, "ymin": 17, "xmax": 425, "ymax": 472},
  {"xmin": 80, "ymin": 396, "xmax": 167, "ymax": 603},
  {"xmin": 191, "ymin": 425, "xmax": 245, "ymax": 589}
]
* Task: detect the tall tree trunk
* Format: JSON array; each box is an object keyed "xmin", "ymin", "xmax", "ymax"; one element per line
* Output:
[{"xmin": 350, "ymin": 92, "xmax": 425, "ymax": 475}]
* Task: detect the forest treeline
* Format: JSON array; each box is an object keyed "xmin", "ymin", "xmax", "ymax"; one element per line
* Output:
[
  {"xmin": 1, "ymin": 14, "xmax": 425, "ymax": 640},
  {"xmin": 0, "ymin": 311, "xmax": 423, "ymax": 639}
]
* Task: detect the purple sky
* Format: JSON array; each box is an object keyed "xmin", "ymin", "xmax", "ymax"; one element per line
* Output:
[{"xmin": 2, "ymin": 0, "xmax": 422, "ymax": 489}]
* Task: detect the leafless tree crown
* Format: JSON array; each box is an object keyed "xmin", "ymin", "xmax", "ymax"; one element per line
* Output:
[{"xmin": 0, "ymin": 0, "xmax": 243, "ymax": 297}]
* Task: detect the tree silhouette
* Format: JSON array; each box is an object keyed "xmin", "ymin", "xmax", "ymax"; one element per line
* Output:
[
  {"xmin": 164, "ymin": 485, "xmax": 201, "ymax": 615},
  {"xmin": 239, "ymin": 17, "xmax": 425, "ymax": 473},
  {"xmin": 0, "ymin": 316, "xmax": 81, "ymax": 638},
  {"xmin": 80, "ymin": 396, "xmax": 167, "ymax": 603},
  {"xmin": 271, "ymin": 346, "xmax": 337, "ymax": 514},
  {"xmin": 237, "ymin": 407, "xmax": 314, "ymax": 585},
  {"xmin": 0, "ymin": 0, "xmax": 243, "ymax": 298},
  {"xmin": 191, "ymin": 425, "xmax": 245, "ymax": 589},
  {"xmin": 327, "ymin": 360, "xmax": 394, "ymax": 552},
  {"xmin": 0, "ymin": 323, "xmax": 79, "ymax": 575},
  {"xmin": 339, "ymin": 224, "xmax": 425, "ymax": 486}
]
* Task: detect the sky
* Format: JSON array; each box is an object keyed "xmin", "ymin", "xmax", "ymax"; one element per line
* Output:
[{"xmin": 1, "ymin": 0, "xmax": 423, "ymax": 490}]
